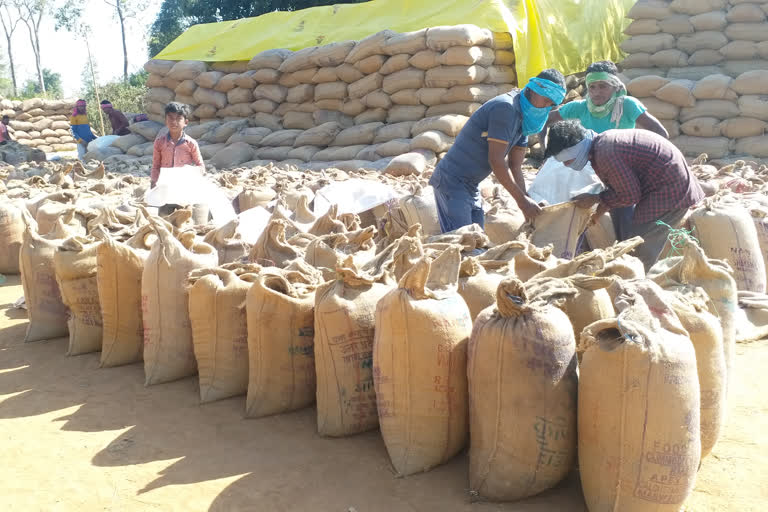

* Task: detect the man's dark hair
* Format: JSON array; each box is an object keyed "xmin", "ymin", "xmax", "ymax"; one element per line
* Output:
[
  {"xmin": 164, "ymin": 101, "xmax": 190, "ymax": 119},
  {"xmin": 1, "ymin": 115, "xmax": 8, "ymax": 121},
  {"xmin": 100, "ymin": 99, "xmax": 111, "ymax": 105},
  {"xmin": 586, "ymin": 60, "xmax": 619, "ymax": 75},
  {"xmin": 545, "ymin": 120, "xmax": 588, "ymax": 159},
  {"xmin": 536, "ymin": 68, "xmax": 566, "ymax": 90}
]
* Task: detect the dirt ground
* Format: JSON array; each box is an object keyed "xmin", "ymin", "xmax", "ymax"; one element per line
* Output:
[{"xmin": 0, "ymin": 274, "xmax": 765, "ymax": 512}]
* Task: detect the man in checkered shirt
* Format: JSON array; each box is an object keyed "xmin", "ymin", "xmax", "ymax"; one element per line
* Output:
[{"xmin": 545, "ymin": 120, "xmax": 705, "ymax": 269}]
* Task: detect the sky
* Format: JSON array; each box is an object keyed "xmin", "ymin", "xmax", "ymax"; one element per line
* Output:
[{"xmin": 5, "ymin": 0, "xmax": 163, "ymax": 97}]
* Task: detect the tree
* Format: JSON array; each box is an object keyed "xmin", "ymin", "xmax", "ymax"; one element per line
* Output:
[
  {"xmin": 20, "ymin": 67, "xmax": 62, "ymax": 98},
  {"xmin": 148, "ymin": 0, "xmax": 369, "ymax": 58},
  {"xmin": 57, "ymin": 0, "xmax": 146, "ymax": 82},
  {"xmin": 0, "ymin": 1, "xmax": 20, "ymax": 96},
  {"xmin": 15, "ymin": 0, "xmax": 50, "ymax": 95}
]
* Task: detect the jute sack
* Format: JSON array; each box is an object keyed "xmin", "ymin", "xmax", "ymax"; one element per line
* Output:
[
  {"xmin": 245, "ymin": 271, "xmax": 317, "ymax": 418},
  {"xmin": 649, "ymin": 241, "xmax": 737, "ymax": 395},
  {"xmin": 579, "ymin": 282, "xmax": 701, "ymax": 512},
  {"xmin": 736, "ymin": 291, "xmax": 768, "ymax": 343},
  {"xmin": 585, "ymin": 212, "xmax": 618, "ymax": 250},
  {"xmin": 188, "ymin": 267, "xmax": 257, "ymax": 403},
  {"xmin": 373, "ymin": 247, "xmax": 471, "ymax": 476},
  {"xmin": 20, "ymin": 212, "xmax": 71, "ymax": 342},
  {"xmin": 203, "ymin": 218, "xmax": 251, "ymax": 264},
  {"xmin": 469, "ymin": 278, "xmax": 578, "ymax": 501},
  {"xmin": 534, "ymin": 253, "xmax": 615, "ymax": 341},
  {"xmin": 304, "ymin": 229, "xmax": 377, "ymax": 281},
  {"xmin": 142, "ymin": 217, "xmax": 218, "ymax": 386},
  {"xmin": 665, "ymin": 288, "xmax": 726, "ymax": 459},
  {"xmin": 689, "ymin": 198, "xmax": 766, "ymax": 293},
  {"xmin": 595, "ymin": 237, "xmax": 647, "ymax": 280},
  {"xmin": 399, "ymin": 185, "xmax": 441, "ymax": 236},
  {"xmin": 750, "ymin": 206, "xmax": 768, "ymax": 279},
  {"xmin": 249, "ymin": 219, "xmax": 304, "ymax": 267},
  {"xmin": 528, "ymin": 202, "xmax": 591, "ymax": 260},
  {"xmin": 457, "ymin": 257, "xmax": 507, "ymax": 320},
  {"xmin": 477, "ymin": 242, "xmax": 557, "ymax": 282},
  {"xmin": 314, "ymin": 259, "xmax": 393, "ymax": 437},
  {"xmin": 0, "ymin": 201, "xmax": 24, "ymax": 273},
  {"xmin": 97, "ymin": 227, "xmax": 153, "ymax": 367},
  {"xmin": 54, "ymin": 237, "xmax": 103, "ymax": 356}
]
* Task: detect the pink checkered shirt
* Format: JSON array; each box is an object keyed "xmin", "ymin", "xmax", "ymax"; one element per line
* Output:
[
  {"xmin": 151, "ymin": 131, "xmax": 204, "ymax": 183},
  {"xmin": 591, "ymin": 130, "xmax": 705, "ymax": 224}
]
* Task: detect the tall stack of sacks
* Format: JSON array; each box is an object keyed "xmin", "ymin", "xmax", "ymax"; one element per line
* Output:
[
  {"xmin": 626, "ymin": 70, "xmax": 768, "ymax": 161},
  {"xmin": 621, "ymin": 0, "xmax": 768, "ymax": 82},
  {"xmin": 141, "ymin": 25, "xmax": 518, "ymax": 169},
  {"xmin": 6, "ymin": 98, "xmax": 78, "ymax": 153}
]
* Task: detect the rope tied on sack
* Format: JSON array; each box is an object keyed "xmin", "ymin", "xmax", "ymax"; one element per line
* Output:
[{"xmin": 656, "ymin": 220, "xmax": 699, "ymax": 259}]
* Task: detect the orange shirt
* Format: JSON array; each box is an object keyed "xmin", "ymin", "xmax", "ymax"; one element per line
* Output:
[{"xmin": 151, "ymin": 131, "xmax": 204, "ymax": 183}]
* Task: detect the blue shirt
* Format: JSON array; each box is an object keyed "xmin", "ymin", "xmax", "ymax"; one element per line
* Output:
[
  {"xmin": 433, "ymin": 91, "xmax": 527, "ymax": 188},
  {"xmin": 70, "ymin": 114, "xmax": 97, "ymax": 144},
  {"xmin": 557, "ymin": 96, "xmax": 647, "ymax": 133}
]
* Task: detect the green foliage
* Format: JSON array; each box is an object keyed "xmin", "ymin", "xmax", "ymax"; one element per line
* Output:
[
  {"xmin": 81, "ymin": 70, "xmax": 147, "ymax": 136},
  {"xmin": 148, "ymin": 0, "xmax": 370, "ymax": 58},
  {"xmin": 19, "ymin": 69, "xmax": 63, "ymax": 99}
]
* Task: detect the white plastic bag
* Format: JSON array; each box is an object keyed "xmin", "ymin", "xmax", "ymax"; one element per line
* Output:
[
  {"xmin": 313, "ymin": 178, "xmax": 401, "ymax": 216},
  {"xmin": 528, "ymin": 157, "xmax": 604, "ymax": 206},
  {"xmin": 87, "ymin": 135, "xmax": 119, "ymax": 152},
  {"xmin": 236, "ymin": 207, "xmax": 271, "ymax": 244},
  {"xmin": 144, "ymin": 165, "xmax": 236, "ymax": 226}
]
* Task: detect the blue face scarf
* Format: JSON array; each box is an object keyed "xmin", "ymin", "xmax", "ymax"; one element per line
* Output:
[{"xmin": 520, "ymin": 77, "xmax": 567, "ymax": 136}]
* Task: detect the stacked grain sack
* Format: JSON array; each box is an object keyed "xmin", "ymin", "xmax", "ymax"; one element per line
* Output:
[
  {"xmin": 621, "ymin": 0, "xmax": 768, "ymax": 162},
  {"xmin": 0, "ymin": 97, "xmax": 78, "ymax": 153},
  {"xmin": 138, "ymin": 25, "xmax": 520, "ymax": 172}
]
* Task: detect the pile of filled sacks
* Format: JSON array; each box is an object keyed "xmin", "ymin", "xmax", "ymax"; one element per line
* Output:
[
  {"xmin": 0, "ymin": 97, "xmax": 78, "ymax": 154},
  {"xmin": 1, "ymin": 152, "xmax": 767, "ymax": 510}
]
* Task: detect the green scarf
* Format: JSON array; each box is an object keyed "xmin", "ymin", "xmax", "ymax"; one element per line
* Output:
[{"xmin": 585, "ymin": 71, "xmax": 626, "ymax": 119}]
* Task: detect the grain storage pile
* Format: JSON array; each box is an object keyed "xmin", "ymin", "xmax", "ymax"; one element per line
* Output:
[
  {"xmin": 116, "ymin": 25, "xmax": 576, "ymax": 174},
  {"xmin": 621, "ymin": 0, "xmax": 768, "ymax": 162},
  {"xmin": 1, "ymin": 98, "xmax": 78, "ymax": 155},
  {"xmin": 133, "ymin": 26, "xmax": 520, "ymax": 173}
]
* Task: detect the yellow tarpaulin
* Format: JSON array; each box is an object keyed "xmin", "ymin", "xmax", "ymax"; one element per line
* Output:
[{"xmin": 155, "ymin": 0, "xmax": 634, "ymax": 83}]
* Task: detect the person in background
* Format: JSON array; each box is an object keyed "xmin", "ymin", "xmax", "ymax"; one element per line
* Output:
[
  {"xmin": 544, "ymin": 60, "xmax": 668, "ymax": 137},
  {"xmin": 70, "ymin": 99, "xmax": 97, "ymax": 160},
  {"xmin": 541, "ymin": 60, "xmax": 669, "ymax": 241},
  {"xmin": 100, "ymin": 100, "xmax": 131, "ymax": 136},
  {"xmin": 545, "ymin": 120, "xmax": 704, "ymax": 270},
  {"xmin": 0, "ymin": 115, "xmax": 13, "ymax": 143},
  {"xmin": 151, "ymin": 102, "xmax": 204, "ymax": 215},
  {"xmin": 429, "ymin": 68, "xmax": 567, "ymax": 233}
]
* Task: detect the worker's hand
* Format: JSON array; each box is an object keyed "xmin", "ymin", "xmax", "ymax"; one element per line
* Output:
[
  {"xmin": 77, "ymin": 138, "xmax": 85, "ymax": 145},
  {"xmin": 518, "ymin": 195, "xmax": 543, "ymax": 222},
  {"xmin": 572, "ymin": 193, "xmax": 600, "ymax": 209}
]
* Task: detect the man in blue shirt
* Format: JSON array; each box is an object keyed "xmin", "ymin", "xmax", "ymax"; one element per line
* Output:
[{"xmin": 429, "ymin": 69, "xmax": 567, "ymax": 233}]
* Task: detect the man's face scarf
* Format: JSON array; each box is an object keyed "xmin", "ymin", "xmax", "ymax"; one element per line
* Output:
[
  {"xmin": 586, "ymin": 71, "xmax": 627, "ymax": 127},
  {"xmin": 554, "ymin": 129, "xmax": 596, "ymax": 171},
  {"xmin": 520, "ymin": 77, "xmax": 567, "ymax": 136}
]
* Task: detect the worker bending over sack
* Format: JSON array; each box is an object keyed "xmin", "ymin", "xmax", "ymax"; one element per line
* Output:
[
  {"xmin": 545, "ymin": 120, "xmax": 704, "ymax": 270},
  {"xmin": 429, "ymin": 69, "xmax": 567, "ymax": 232}
]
